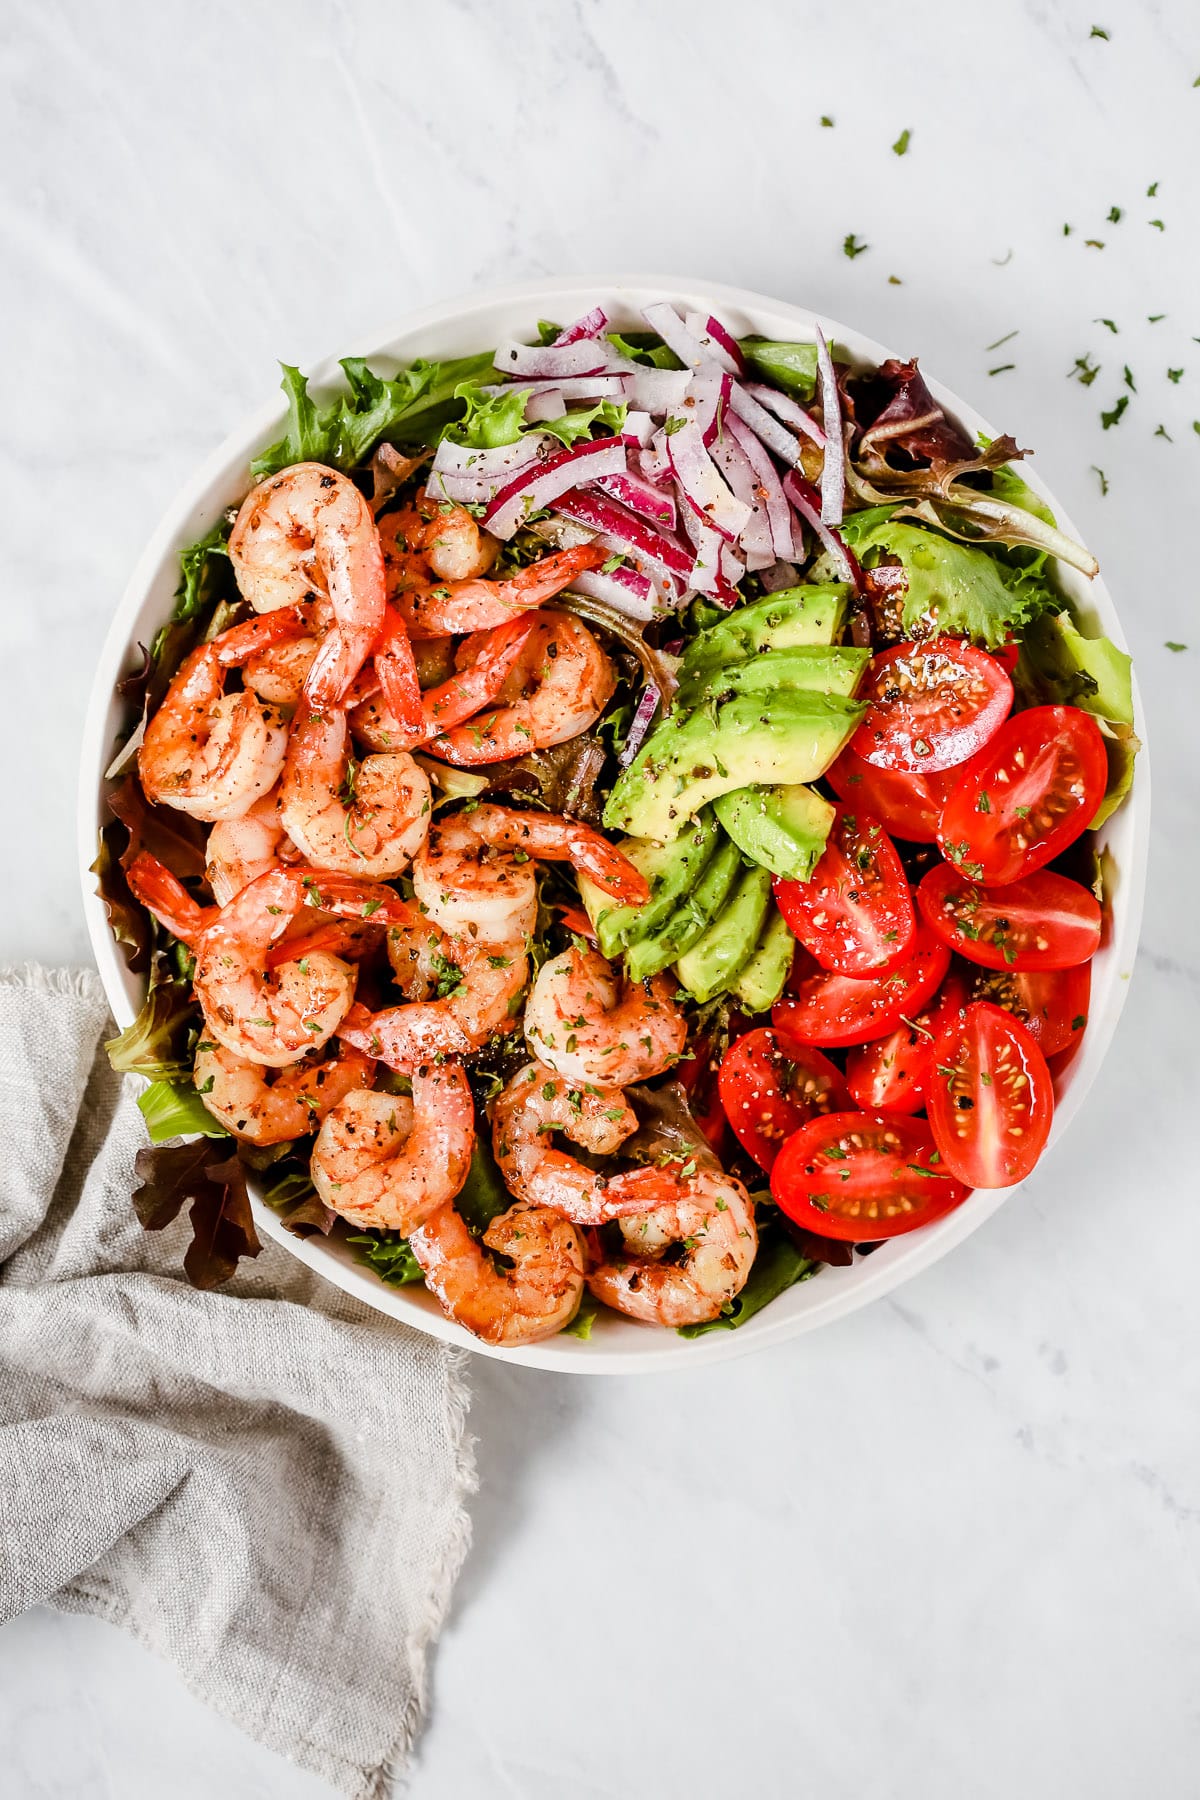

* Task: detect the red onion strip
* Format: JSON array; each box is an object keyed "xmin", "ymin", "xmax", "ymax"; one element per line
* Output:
[
  {"xmin": 742, "ymin": 380, "xmax": 826, "ymax": 448},
  {"xmin": 553, "ymin": 306, "xmax": 608, "ymax": 345},
  {"xmin": 493, "ymin": 338, "xmax": 631, "ymax": 380},
  {"xmin": 666, "ymin": 419, "xmax": 751, "ymax": 544},
  {"xmin": 814, "ymin": 325, "xmax": 845, "ymax": 526},
  {"xmin": 569, "ymin": 565, "xmax": 658, "ymax": 622},
  {"xmin": 595, "ymin": 469, "xmax": 677, "ymax": 530},
  {"xmin": 725, "ymin": 414, "xmax": 796, "ymax": 560},
  {"xmin": 709, "ymin": 431, "xmax": 772, "ymax": 558},
  {"xmin": 617, "ymin": 681, "xmax": 662, "ymax": 769},
  {"xmin": 640, "ymin": 301, "xmax": 714, "ymax": 371},
  {"xmin": 783, "ymin": 470, "xmax": 855, "ymax": 584},
  {"xmin": 728, "ymin": 382, "xmax": 806, "ymax": 467},
  {"xmin": 623, "ymin": 365, "xmax": 692, "ymax": 414},
  {"xmin": 483, "ymin": 436, "xmax": 627, "ymax": 538},
  {"xmin": 759, "ymin": 559, "xmax": 799, "ymax": 593}
]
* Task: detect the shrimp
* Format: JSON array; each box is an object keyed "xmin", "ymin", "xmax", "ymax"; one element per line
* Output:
[
  {"xmin": 418, "ymin": 500, "xmax": 501, "ymax": 582},
  {"xmin": 205, "ymin": 792, "xmax": 295, "ymax": 905},
  {"xmin": 587, "ymin": 1171, "xmax": 759, "ymax": 1328},
  {"xmin": 137, "ymin": 606, "xmax": 308, "ymax": 821},
  {"xmin": 228, "ymin": 463, "xmax": 385, "ymax": 707},
  {"xmin": 194, "ymin": 1039, "xmax": 373, "ymax": 1144},
  {"xmin": 310, "ymin": 1066, "xmax": 475, "ymax": 1232},
  {"xmin": 492, "ymin": 1064, "xmax": 685, "ymax": 1226},
  {"xmin": 408, "ymin": 1198, "xmax": 586, "ymax": 1346},
  {"xmin": 242, "ymin": 628, "xmax": 322, "ymax": 707},
  {"xmin": 280, "ymin": 706, "xmax": 431, "ymax": 879},
  {"xmin": 523, "ymin": 944, "xmax": 686, "ymax": 1087},
  {"xmin": 389, "ymin": 542, "xmax": 606, "ymax": 637},
  {"xmin": 424, "ymin": 613, "xmax": 616, "ymax": 766},
  {"xmin": 348, "ymin": 616, "xmax": 539, "ymax": 754}
]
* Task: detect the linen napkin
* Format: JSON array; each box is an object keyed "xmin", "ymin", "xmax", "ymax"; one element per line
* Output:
[{"xmin": 0, "ymin": 964, "xmax": 475, "ymax": 1800}]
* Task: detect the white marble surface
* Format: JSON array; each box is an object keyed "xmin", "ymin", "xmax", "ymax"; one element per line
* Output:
[{"xmin": 3, "ymin": 1, "xmax": 1199, "ymax": 1794}]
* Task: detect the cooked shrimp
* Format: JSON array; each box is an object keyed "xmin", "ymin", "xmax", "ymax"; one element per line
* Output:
[
  {"xmin": 409, "ymin": 1198, "xmax": 586, "ymax": 1346},
  {"xmin": 389, "ymin": 543, "xmax": 606, "ymax": 637},
  {"xmin": 125, "ymin": 861, "xmax": 406, "ymax": 1067},
  {"xmin": 310, "ymin": 1066, "xmax": 474, "ymax": 1232},
  {"xmin": 280, "ymin": 707, "xmax": 431, "ymax": 879},
  {"xmin": 228, "ymin": 462, "xmax": 385, "ymax": 707},
  {"xmin": 346, "ymin": 616, "xmax": 540, "ymax": 753},
  {"xmin": 492, "ymin": 1063, "xmax": 685, "ymax": 1226},
  {"xmin": 338, "ymin": 916, "xmax": 529, "ymax": 1072},
  {"xmin": 137, "ymin": 606, "xmax": 308, "ymax": 821},
  {"xmin": 524, "ymin": 944, "xmax": 686, "ymax": 1086},
  {"xmin": 419, "ymin": 500, "xmax": 501, "ymax": 582},
  {"xmin": 241, "ymin": 628, "xmax": 322, "ymax": 707},
  {"xmin": 205, "ymin": 792, "xmax": 294, "ymax": 906},
  {"xmin": 587, "ymin": 1171, "xmax": 759, "ymax": 1328},
  {"xmin": 420, "ymin": 804, "xmax": 650, "ymax": 921},
  {"xmin": 194, "ymin": 1039, "xmax": 373, "ymax": 1144},
  {"xmin": 425, "ymin": 613, "xmax": 615, "ymax": 765}
]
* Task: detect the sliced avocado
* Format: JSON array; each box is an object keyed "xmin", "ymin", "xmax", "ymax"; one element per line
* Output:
[
  {"xmin": 578, "ymin": 810, "xmax": 720, "ymax": 955},
  {"xmin": 730, "ymin": 908, "xmax": 796, "ymax": 1013},
  {"xmin": 605, "ymin": 689, "xmax": 866, "ymax": 842},
  {"xmin": 713, "ymin": 784, "xmax": 835, "ymax": 881},
  {"xmin": 674, "ymin": 644, "xmax": 869, "ymax": 711},
  {"xmin": 675, "ymin": 864, "xmax": 773, "ymax": 1004},
  {"xmin": 625, "ymin": 837, "xmax": 743, "ymax": 981},
  {"xmin": 680, "ymin": 585, "xmax": 850, "ymax": 680}
]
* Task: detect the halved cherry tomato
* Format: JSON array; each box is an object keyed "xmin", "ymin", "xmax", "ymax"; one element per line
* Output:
[
  {"xmin": 969, "ymin": 962, "xmax": 1090, "ymax": 1060},
  {"xmin": 773, "ymin": 806, "xmax": 915, "ymax": 975},
  {"xmin": 851, "ymin": 638, "xmax": 1013, "ymax": 774},
  {"xmin": 992, "ymin": 640, "xmax": 1020, "ymax": 677},
  {"xmin": 717, "ymin": 1028, "xmax": 852, "ymax": 1172},
  {"xmin": 916, "ymin": 865, "xmax": 1103, "ymax": 971},
  {"xmin": 844, "ymin": 969, "xmax": 969, "ymax": 1113},
  {"xmin": 926, "ymin": 1001, "xmax": 1054, "ymax": 1187},
  {"xmin": 773, "ymin": 926, "xmax": 950, "ymax": 1049},
  {"xmin": 771, "ymin": 1108, "xmax": 971, "ymax": 1240},
  {"xmin": 937, "ymin": 704, "xmax": 1108, "ymax": 885},
  {"xmin": 826, "ymin": 744, "xmax": 961, "ymax": 843}
]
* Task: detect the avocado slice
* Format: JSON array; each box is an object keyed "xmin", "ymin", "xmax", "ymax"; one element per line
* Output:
[
  {"xmin": 604, "ymin": 689, "xmax": 866, "ymax": 842},
  {"xmin": 679, "ymin": 585, "xmax": 851, "ymax": 680},
  {"xmin": 674, "ymin": 644, "xmax": 869, "ymax": 711},
  {"xmin": 625, "ymin": 837, "xmax": 743, "ymax": 981},
  {"xmin": 578, "ymin": 810, "xmax": 720, "ymax": 954},
  {"xmin": 730, "ymin": 907, "xmax": 796, "ymax": 1013},
  {"xmin": 675, "ymin": 864, "xmax": 773, "ymax": 1003},
  {"xmin": 713, "ymin": 784, "xmax": 835, "ymax": 881}
]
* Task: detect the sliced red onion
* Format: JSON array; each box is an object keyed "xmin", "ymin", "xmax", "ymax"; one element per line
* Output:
[
  {"xmin": 523, "ymin": 387, "xmax": 566, "ymax": 423},
  {"xmin": 428, "ymin": 431, "xmax": 552, "ymax": 504},
  {"xmin": 666, "ymin": 419, "xmax": 751, "ymax": 545},
  {"xmin": 720, "ymin": 543, "xmax": 746, "ymax": 585},
  {"xmin": 728, "ymin": 382, "xmax": 806, "ymax": 468},
  {"xmin": 814, "ymin": 325, "xmax": 845, "ymax": 526},
  {"xmin": 623, "ymin": 365, "xmax": 692, "ymax": 414},
  {"xmin": 783, "ymin": 470, "xmax": 856, "ymax": 584},
  {"xmin": 640, "ymin": 432, "xmax": 671, "ymax": 483},
  {"xmin": 493, "ymin": 338, "xmax": 631, "ymax": 380},
  {"xmin": 553, "ymin": 306, "xmax": 608, "ymax": 346},
  {"xmin": 681, "ymin": 367, "xmax": 731, "ymax": 447},
  {"xmin": 683, "ymin": 310, "xmax": 745, "ymax": 375},
  {"xmin": 569, "ymin": 564, "xmax": 658, "ymax": 622},
  {"xmin": 617, "ymin": 681, "xmax": 662, "ymax": 768},
  {"xmin": 483, "ymin": 374, "xmax": 627, "ymax": 403},
  {"xmin": 595, "ymin": 469, "xmax": 677, "ymax": 530},
  {"xmin": 483, "ymin": 435, "xmax": 628, "ymax": 538},
  {"xmin": 744, "ymin": 547, "xmax": 776, "ymax": 572},
  {"xmin": 725, "ymin": 414, "xmax": 797, "ymax": 560},
  {"xmin": 641, "ymin": 301, "xmax": 715, "ymax": 372},
  {"xmin": 709, "ymin": 430, "xmax": 772, "ymax": 559},
  {"xmin": 760, "ymin": 559, "xmax": 799, "ymax": 592},
  {"xmin": 555, "ymin": 487, "xmax": 692, "ymax": 576},
  {"xmin": 676, "ymin": 501, "xmax": 740, "ymax": 604},
  {"xmin": 742, "ymin": 380, "xmax": 826, "ymax": 448},
  {"xmin": 622, "ymin": 410, "xmax": 655, "ymax": 448}
]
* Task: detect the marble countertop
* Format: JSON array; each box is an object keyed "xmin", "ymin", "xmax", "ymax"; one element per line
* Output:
[{"xmin": 3, "ymin": 1, "xmax": 1199, "ymax": 1794}]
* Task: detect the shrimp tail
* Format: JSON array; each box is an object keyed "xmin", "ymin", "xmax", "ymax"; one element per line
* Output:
[
  {"xmin": 124, "ymin": 851, "xmax": 214, "ymax": 945},
  {"xmin": 377, "ymin": 632, "xmax": 424, "ymax": 737},
  {"xmin": 423, "ymin": 617, "xmax": 537, "ymax": 735},
  {"xmin": 212, "ymin": 604, "xmax": 312, "ymax": 667},
  {"xmin": 563, "ymin": 824, "xmax": 650, "ymax": 905}
]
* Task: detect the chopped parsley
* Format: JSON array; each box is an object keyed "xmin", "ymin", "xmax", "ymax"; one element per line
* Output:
[
  {"xmin": 1091, "ymin": 465, "xmax": 1109, "ymax": 495},
  {"xmin": 1100, "ymin": 395, "xmax": 1128, "ymax": 429},
  {"xmin": 1070, "ymin": 353, "xmax": 1100, "ymax": 386},
  {"xmin": 843, "ymin": 233, "xmax": 869, "ymax": 259},
  {"xmin": 1165, "ymin": 641, "xmax": 1187, "ymax": 652},
  {"xmin": 892, "ymin": 128, "xmax": 911, "ymax": 156},
  {"xmin": 1168, "ymin": 368, "xmax": 1184, "ymax": 383},
  {"xmin": 985, "ymin": 329, "xmax": 1019, "ymax": 351}
]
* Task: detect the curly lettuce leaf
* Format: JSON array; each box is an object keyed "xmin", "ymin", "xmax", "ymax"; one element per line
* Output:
[
  {"xmin": 132, "ymin": 1140, "xmax": 261, "ymax": 1289},
  {"xmin": 137, "ymin": 1078, "xmax": 228, "ymax": 1143},
  {"xmin": 444, "ymin": 382, "xmax": 532, "ymax": 449},
  {"xmin": 92, "ymin": 823, "xmax": 152, "ymax": 973},
  {"xmin": 250, "ymin": 352, "xmax": 495, "ymax": 478},
  {"xmin": 561, "ymin": 1292, "xmax": 600, "ymax": 1339},
  {"xmin": 838, "ymin": 508, "xmax": 1062, "ymax": 649},
  {"xmin": 347, "ymin": 1229, "xmax": 426, "ymax": 1285},
  {"xmin": 540, "ymin": 398, "xmax": 627, "ymax": 447},
  {"xmin": 104, "ymin": 961, "xmax": 197, "ymax": 1080}
]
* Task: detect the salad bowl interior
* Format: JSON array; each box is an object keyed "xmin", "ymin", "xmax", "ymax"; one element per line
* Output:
[{"xmin": 78, "ymin": 276, "xmax": 1149, "ymax": 1373}]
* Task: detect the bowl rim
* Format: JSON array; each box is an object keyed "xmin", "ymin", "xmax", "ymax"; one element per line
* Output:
[{"xmin": 77, "ymin": 272, "xmax": 1151, "ymax": 1373}]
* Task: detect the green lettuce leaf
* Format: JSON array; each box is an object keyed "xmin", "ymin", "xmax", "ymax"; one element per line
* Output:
[
  {"xmin": 839, "ymin": 509, "xmax": 1062, "ymax": 648},
  {"xmin": 562, "ymin": 1292, "xmax": 600, "ymax": 1339},
  {"xmin": 250, "ymin": 351, "xmax": 495, "ymax": 478},
  {"xmin": 105, "ymin": 961, "xmax": 198, "ymax": 1081},
  {"xmin": 606, "ymin": 330, "xmax": 682, "ymax": 369},
  {"xmin": 443, "ymin": 382, "xmax": 532, "ymax": 449},
  {"xmin": 347, "ymin": 1230, "xmax": 426, "ymax": 1286},
  {"xmin": 137, "ymin": 1079, "xmax": 228, "ymax": 1142},
  {"xmin": 738, "ymin": 338, "xmax": 818, "ymax": 399},
  {"xmin": 678, "ymin": 1219, "xmax": 816, "ymax": 1336},
  {"xmin": 540, "ymin": 398, "xmax": 627, "ymax": 447}
]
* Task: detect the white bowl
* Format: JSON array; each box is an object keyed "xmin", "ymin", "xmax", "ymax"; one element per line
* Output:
[{"xmin": 78, "ymin": 276, "xmax": 1150, "ymax": 1373}]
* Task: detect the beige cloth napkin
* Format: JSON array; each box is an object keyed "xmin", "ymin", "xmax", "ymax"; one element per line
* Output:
[{"xmin": 0, "ymin": 964, "xmax": 475, "ymax": 1799}]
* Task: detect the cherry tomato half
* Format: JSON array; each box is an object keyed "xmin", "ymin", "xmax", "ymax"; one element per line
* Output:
[
  {"xmin": 826, "ymin": 744, "xmax": 962, "ymax": 843},
  {"xmin": 851, "ymin": 638, "xmax": 1013, "ymax": 774},
  {"xmin": 937, "ymin": 704, "xmax": 1108, "ymax": 886},
  {"xmin": 717, "ymin": 1028, "xmax": 852, "ymax": 1173},
  {"xmin": 969, "ymin": 962, "xmax": 1090, "ymax": 1060},
  {"xmin": 844, "ymin": 969, "xmax": 969, "ymax": 1113},
  {"xmin": 771, "ymin": 1108, "xmax": 971, "ymax": 1241},
  {"xmin": 916, "ymin": 865, "xmax": 1103, "ymax": 971},
  {"xmin": 773, "ymin": 806, "xmax": 915, "ymax": 976},
  {"xmin": 926, "ymin": 1001, "xmax": 1054, "ymax": 1187},
  {"xmin": 773, "ymin": 926, "xmax": 951, "ymax": 1049}
]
